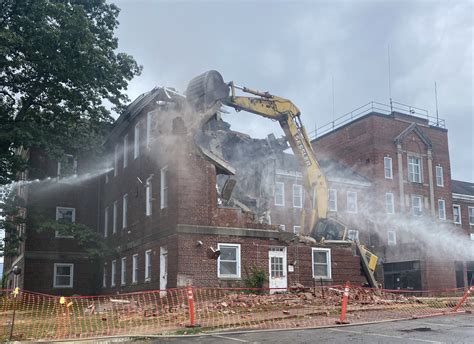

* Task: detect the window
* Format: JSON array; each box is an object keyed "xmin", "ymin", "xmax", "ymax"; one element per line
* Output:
[
  {"xmin": 388, "ymin": 231, "xmax": 397, "ymax": 246},
  {"xmin": 346, "ymin": 191, "xmax": 358, "ymax": 213},
  {"xmin": 111, "ymin": 260, "xmax": 116, "ymax": 287},
  {"xmin": 438, "ymin": 199, "xmax": 446, "ymax": 220},
  {"xmin": 134, "ymin": 123, "xmax": 140, "ymax": 159},
  {"xmin": 274, "ymin": 182, "xmax": 285, "ymax": 206},
  {"xmin": 123, "ymin": 134, "xmax": 129, "ymax": 168},
  {"xmin": 146, "ymin": 112, "xmax": 153, "ymax": 148},
  {"xmin": 53, "ymin": 263, "xmax": 74, "ymax": 288},
  {"xmin": 114, "ymin": 144, "xmax": 119, "ymax": 177},
  {"xmin": 122, "ymin": 194, "xmax": 128, "ymax": 229},
  {"xmin": 293, "ymin": 225, "xmax": 301, "ymax": 234},
  {"xmin": 55, "ymin": 207, "xmax": 75, "ymax": 238},
  {"xmin": 312, "ymin": 248, "xmax": 331, "ymax": 279},
  {"xmin": 279, "ymin": 224, "xmax": 285, "ymax": 231},
  {"xmin": 132, "ymin": 254, "xmax": 138, "ymax": 284},
  {"xmin": 105, "ymin": 173, "xmax": 109, "ymax": 184},
  {"xmin": 328, "ymin": 189, "xmax": 337, "ymax": 211},
  {"xmin": 160, "ymin": 167, "xmax": 168, "ymax": 209},
  {"xmin": 112, "ymin": 201, "xmax": 117, "ymax": 234},
  {"xmin": 386, "ymin": 193, "xmax": 395, "ymax": 214},
  {"xmin": 103, "ymin": 264, "xmax": 107, "ymax": 288},
  {"xmin": 384, "ymin": 157, "xmax": 393, "ymax": 179},
  {"xmin": 347, "ymin": 229, "xmax": 359, "ymax": 241},
  {"xmin": 469, "ymin": 207, "xmax": 474, "ymax": 225},
  {"xmin": 145, "ymin": 250, "xmax": 152, "ymax": 281},
  {"xmin": 436, "ymin": 166, "xmax": 444, "ymax": 187},
  {"xmin": 293, "ymin": 184, "xmax": 303, "ymax": 208},
  {"xmin": 408, "ymin": 156, "xmax": 421, "ymax": 183},
  {"xmin": 411, "ymin": 195, "xmax": 422, "ymax": 216},
  {"xmin": 146, "ymin": 176, "xmax": 153, "ymax": 215},
  {"xmin": 453, "ymin": 205, "xmax": 461, "ymax": 224},
  {"xmin": 104, "ymin": 207, "xmax": 109, "ymax": 237},
  {"xmin": 121, "ymin": 257, "xmax": 126, "ymax": 285},
  {"xmin": 217, "ymin": 243, "xmax": 241, "ymax": 278}
]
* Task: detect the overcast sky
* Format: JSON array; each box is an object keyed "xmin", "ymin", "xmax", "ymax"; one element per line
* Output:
[{"xmin": 114, "ymin": 0, "xmax": 473, "ymax": 182}]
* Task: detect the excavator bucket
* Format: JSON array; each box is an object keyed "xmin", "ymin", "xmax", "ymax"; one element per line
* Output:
[{"xmin": 186, "ymin": 70, "xmax": 230, "ymax": 111}]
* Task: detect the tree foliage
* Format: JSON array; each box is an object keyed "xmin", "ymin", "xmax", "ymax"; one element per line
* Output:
[
  {"xmin": 0, "ymin": 0, "xmax": 141, "ymax": 184},
  {"xmin": 0, "ymin": 188, "xmax": 25, "ymax": 257}
]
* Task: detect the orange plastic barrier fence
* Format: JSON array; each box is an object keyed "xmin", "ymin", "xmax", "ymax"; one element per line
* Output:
[{"xmin": 0, "ymin": 285, "xmax": 471, "ymax": 341}]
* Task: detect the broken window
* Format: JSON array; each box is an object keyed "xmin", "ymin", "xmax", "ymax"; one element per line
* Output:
[
  {"xmin": 384, "ymin": 157, "xmax": 393, "ymax": 179},
  {"xmin": 386, "ymin": 193, "xmax": 395, "ymax": 214},
  {"xmin": 134, "ymin": 123, "xmax": 140, "ymax": 159},
  {"xmin": 123, "ymin": 134, "xmax": 129, "ymax": 168},
  {"xmin": 293, "ymin": 184, "xmax": 303, "ymax": 208},
  {"xmin": 121, "ymin": 257, "xmax": 126, "ymax": 286},
  {"xmin": 328, "ymin": 189, "xmax": 337, "ymax": 211},
  {"xmin": 217, "ymin": 243, "xmax": 241, "ymax": 279},
  {"xmin": 347, "ymin": 229, "xmax": 359, "ymax": 241},
  {"xmin": 411, "ymin": 195, "xmax": 422, "ymax": 216},
  {"xmin": 453, "ymin": 205, "xmax": 461, "ymax": 224},
  {"xmin": 57, "ymin": 154, "xmax": 77, "ymax": 177},
  {"xmin": 53, "ymin": 263, "xmax": 73, "ymax": 288},
  {"xmin": 132, "ymin": 254, "xmax": 138, "ymax": 284},
  {"xmin": 160, "ymin": 167, "xmax": 168, "ymax": 209},
  {"xmin": 145, "ymin": 250, "xmax": 152, "ymax": 281},
  {"xmin": 146, "ymin": 176, "xmax": 153, "ymax": 215},
  {"xmin": 312, "ymin": 248, "xmax": 331, "ymax": 279},
  {"xmin": 104, "ymin": 207, "xmax": 109, "ymax": 237},
  {"xmin": 436, "ymin": 166, "xmax": 444, "ymax": 187},
  {"xmin": 274, "ymin": 182, "xmax": 285, "ymax": 206},
  {"xmin": 55, "ymin": 207, "xmax": 75, "ymax": 238},
  {"xmin": 408, "ymin": 156, "xmax": 421, "ymax": 183},
  {"xmin": 293, "ymin": 225, "xmax": 301, "ymax": 234},
  {"xmin": 111, "ymin": 260, "xmax": 116, "ymax": 287},
  {"xmin": 113, "ymin": 201, "xmax": 117, "ymax": 234},
  {"xmin": 387, "ymin": 231, "xmax": 397, "ymax": 246},
  {"xmin": 346, "ymin": 191, "xmax": 358, "ymax": 213},
  {"xmin": 123, "ymin": 194, "xmax": 128, "ymax": 228},
  {"xmin": 438, "ymin": 199, "xmax": 446, "ymax": 220}
]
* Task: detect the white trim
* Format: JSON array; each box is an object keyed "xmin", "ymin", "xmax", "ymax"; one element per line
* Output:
[
  {"xmin": 145, "ymin": 250, "xmax": 152, "ymax": 281},
  {"xmin": 53, "ymin": 263, "xmax": 74, "ymax": 288},
  {"xmin": 111, "ymin": 260, "xmax": 116, "ymax": 287},
  {"xmin": 102, "ymin": 264, "xmax": 107, "ymax": 288},
  {"xmin": 217, "ymin": 243, "xmax": 241, "ymax": 279},
  {"xmin": 438, "ymin": 199, "xmax": 446, "ymax": 220},
  {"xmin": 132, "ymin": 254, "xmax": 138, "ymax": 284},
  {"xmin": 104, "ymin": 206, "xmax": 109, "ymax": 237},
  {"xmin": 122, "ymin": 194, "xmax": 128, "ymax": 229},
  {"xmin": 469, "ymin": 207, "xmax": 474, "ymax": 226},
  {"xmin": 134, "ymin": 123, "xmax": 140, "ymax": 159},
  {"xmin": 292, "ymin": 184, "xmax": 303, "ymax": 208},
  {"xmin": 293, "ymin": 225, "xmax": 301, "ymax": 234},
  {"xmin": 55, "ymin": 207, "xmax": 76, "ymax": 238},
  {"xmin": 453, "ymin": 204, "xmax": 462, "ymax": 224},
  {"xmin": 160, "ymin": 167, "xmax": 168, "ymax": 209},
  {"xmin": 328, "ymin": 189, "xmax": 337, "ymax": 211},
  {"xmin": 387, "ymin": 231, "xmax": 397, "ymax": 246},
  {"xmin": 146, "ymin": 112, "xmax": 153, "ymax": 148},
  {"xmin": 114, "ymin": 144, "xmax": 119, "ymax": 177},
  {"xmin": 346, "ymin": 191, "xmax": 358, "ymax": 213},
  {"xmin": 408, "ymin": 155, "xmax": 422, "ymax": 183},
  {"xmin": 146, "ymin": 175, "xmax": 153, "ymax": 215},
  {"xmin": 112, "ymin": 201, "xmax": 117, "ymax": 234},
  {"xmin": 385, "ymin": 193, "xmax": 395, "ymax": 214},
  {"xmin": 121, "ymin": 257, "xmax": 126, "ymax": 286},
  {"xmin": 411, "ymin": 195, "xmax": 423, "ymax": 216},
  {"xmin": 384, "ymin": 157, "xmax": 393, "ymax": 179},
  {"xmin": 123, "ymin": 134, "xmax": 129, "ymax": 168},
  {"xmin": 452, "ymin": 193, "xmax": 474, "ymax": 202},
  {"xmin": 311, "ymin": 248, "xmax": 331, "ymax": 280},
  {"xmin": 435, "ymin": 165, "xmax": 444, "ymax": 187},
  {"xmin": 274, "ymin": 182, "xmax": 285, "ymax": 206}
]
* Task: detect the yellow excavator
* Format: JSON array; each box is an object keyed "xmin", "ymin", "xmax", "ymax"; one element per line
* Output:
[{"xmin": 186, "ymin": 70, "xmax": 378, "ymax": 287}]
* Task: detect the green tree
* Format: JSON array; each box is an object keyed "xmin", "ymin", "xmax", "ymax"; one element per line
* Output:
[{"xmin": 0, "ymin": 0, "xmax": 141, "ymax": 185}]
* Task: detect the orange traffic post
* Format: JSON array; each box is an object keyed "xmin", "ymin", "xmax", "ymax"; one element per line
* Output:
[
  {"xmin": 336, "ymin": 281, "xmax": 350, "ymax": 324},
  {"xmin": 453, "ymin": 286, "xmax": 473, "ymax": 313},
  {"xmin": 185, "ymin": 285, "xmax": 200, "ymax": 328}
]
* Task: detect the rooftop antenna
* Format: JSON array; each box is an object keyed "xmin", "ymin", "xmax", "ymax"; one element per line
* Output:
[
  {"xmin": 435, "ymin": 82, "xmax": 440, "ymax": 126},
  {"xmin": 388, "ymin": 45, "xmax": 393, "ymax": 113}
]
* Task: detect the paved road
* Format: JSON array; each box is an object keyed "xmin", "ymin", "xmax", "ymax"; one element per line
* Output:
[{"xmin": 137, "ymin": 314, "xmax": 473, "ymax": 344}]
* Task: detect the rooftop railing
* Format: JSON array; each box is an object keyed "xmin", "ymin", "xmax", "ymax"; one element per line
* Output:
[{"xmin": 309, "ymin": 100, "xmax": 446, "ymax": 140}]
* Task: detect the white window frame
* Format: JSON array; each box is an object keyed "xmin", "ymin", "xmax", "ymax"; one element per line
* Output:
[
  {"xmin": 123, "ymin": 134, "xmax": 129, "ymax": 168},
  {"xmin": 112, "ymin": 201, "xmax": 117, "ymax": 234},
  {"xmin": 104, "ymin": 206, "xmax": 109, "ymax": 237},
  {"xmin": 121, "ymin": 257, "xmax": 126, "ymax": 286},
  {"xmin": 53, "ymin": 263, "xmax": 74, "ymax": 288},
  {"xmin": 311, "ymin": 248, "xmax": 331, "ymax": 280},
  {"xmin": 411, "ymin": 195, "xmax": 423, "ymax": 216},
  {"xmin": 274, "ymin": 182, "xmax": 285, "ymax": 206},
  {"xmin": 146, "ymin": 175, "xmax": 153, "ymax": 215},
  {"xmin": 346, "ymin": 191, "xmax": 358, "ymax": 214},
  {"xmin": 132, "ymin": 254, "xmax": 138, "ymax": 284},
  {"xmin": 453, "ymin": 204, "xmax": 462, "ymax": 224},
  {"xmin": 384, "ymin": 157, "xmax": 393, "ymax": 179},
  {"xmin": 102, "ymin": 264, "xmax": 107, "ymax": 288},
  {"xmin": 55, "ymin": 206, "xmax": 76, "ymax": 238},
  {"xmin": 387, "ymin": 231, "xmax": 397, "ymax": 246},
  {"xmin": 293, "ymin": 225, "xmax": 301, "ymax": 234},
  {"xmin": 408, "ymin": 156, "xmax": 422, "ymax": 183},
  {"xmin": 114, "ymin": 144, "xmax": 119, "ymax": 177},
  {"xmin": 469, "ymin": 207, "xmax": 474, "ymax": 225},
  {"xmin": 217, "ymin": 243, "xmax": 241, "ymax": 279},
  {"xmin": 435, "ymin": 166, "xmax": 444, "ymax": 187},
  {"xmin": 279, "ymin": 224, "xmax": 286, "ymax": 231},
  {"xmin": 134, "ymin": 123, "xmax": 140, "ymax": 159},
  {"xmin": 347, "ymin": 229, "xmax": 359, "ymax": 241},
  {"xmin": 293, "ymin": 184, "xmax": 303, "ymax": 208},
  {"xmin": 122, "ymin": 194, "xmax": 128, "ymax": 229},
  {"xmin": 160, "ymin": 167, "xmax": 168, "ymax": 209},
  {"xmin": 328, "ymin": 189, "xmax": 337, "ymax": 211},
  {"xmin": 438, "ymin": 199, "xmax": 446, "ymax": 220},
  {"xmin": 111, "ymin": 260, "xmax": 116, "ymax": 287},
  {"xmin": 385, "ymin": 193, "xmax": 395, "ymax": 214},
  {"xmin": 145, "ymin": 250, "xmax": 152, "ymax": 281},
  {"xmin": 146, "ymin": 112, "xmax": 153, "ymax": 148}
]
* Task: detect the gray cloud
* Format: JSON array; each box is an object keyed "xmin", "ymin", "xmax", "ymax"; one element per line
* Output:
[{"xmin": 114, "ymin": 0, "xmax": 473, "ymax": 181}]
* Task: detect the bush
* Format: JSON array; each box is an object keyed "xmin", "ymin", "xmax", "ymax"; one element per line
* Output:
[{"xmin": 243, "ymin": 264, "xmax": 267, "ymax": 293}]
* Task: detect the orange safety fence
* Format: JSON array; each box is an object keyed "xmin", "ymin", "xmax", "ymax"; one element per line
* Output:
[{"xmin": 0, "ymin": 284, "xmax": 472, "ymax": 341}]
